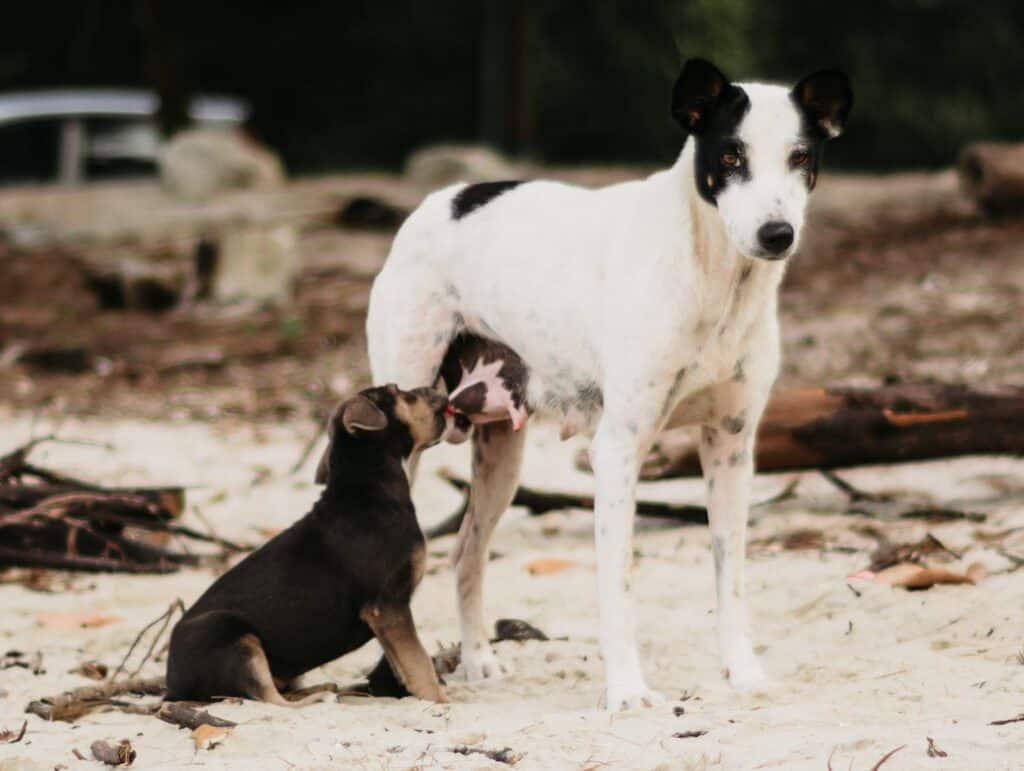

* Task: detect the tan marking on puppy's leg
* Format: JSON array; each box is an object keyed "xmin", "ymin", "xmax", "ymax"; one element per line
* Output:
[
  {"xmin": 360, "ymin": 604, "xmax": 447, "ymax": 702},
  {"xmin": 237, "ymin": 635, "xmax": 328, "ymax": 708}
]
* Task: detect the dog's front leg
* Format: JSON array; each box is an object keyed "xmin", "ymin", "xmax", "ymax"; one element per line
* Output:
[
  {"xmin": 698, "ymin": 379, "xmax": 771, "ymax": 688},
  {"xmin": 590, "ymin": 417, "xmax": 664, "ymax": 711}
]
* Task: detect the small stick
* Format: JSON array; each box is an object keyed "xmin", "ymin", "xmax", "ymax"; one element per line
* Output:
[
  {"xmin": 988, "ymin": 713, "xmax": 1024, "ymax": 726},
  {"xmin": 109, "ymin": 600, "xmax": 185, "ymax": 682},
  {"xmin": 0, "ymin": 720, "xmax": 27, "ymax": 744},
  {"xmin": 820, "ymin": 470, "xmax": 891, "ymax": 502},
  {"xmin": 869, "ymin": 745, "xmax": 906, "ymax": 771}
]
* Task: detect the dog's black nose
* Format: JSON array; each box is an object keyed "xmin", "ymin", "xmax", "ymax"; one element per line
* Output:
[{"xmin": 756, "ymin": 221, "xmax": 794, "ymax": 255}]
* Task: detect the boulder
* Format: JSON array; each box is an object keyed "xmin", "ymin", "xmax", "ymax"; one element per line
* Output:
[
  {"xmin": 160, "ymin": 128, "xmax": 285, "ymax": 202},
  {"xmin": 404, "ymin": 144, "xmax": 518, "ymax": 187}
]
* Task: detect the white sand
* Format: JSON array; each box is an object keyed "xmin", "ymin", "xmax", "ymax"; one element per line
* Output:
[{"xmin": 1, "ymin": 412, "xmax": 1023, "ymax": 770}]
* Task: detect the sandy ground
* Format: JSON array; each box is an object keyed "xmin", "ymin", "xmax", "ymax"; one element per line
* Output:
[{"xmin": 1, "ymin": 411, "xmax": 1023, "ymax": 770}]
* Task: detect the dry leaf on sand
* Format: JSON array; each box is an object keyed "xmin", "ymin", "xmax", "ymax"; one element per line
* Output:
[
  {"xmin": 192, "ymin": 724, "xmax": 232, "ymax": 750},
  {"xmin": 37, "ymin": 612, "xmax": 122, "ymax": 629},
  {"xmin": 524, "ymin": 558, "xmax": 575, "ymax": 576},
  {"xmin": 859, "ymin": 561, "xmax": 987, "ymax": 589}
]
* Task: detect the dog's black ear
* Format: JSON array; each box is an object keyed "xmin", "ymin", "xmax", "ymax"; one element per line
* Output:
[
  {"xmin": 341, "ymin": 394, "xmax": 388, "ymax": 434},
  {"xmin": 792, "ymin": 69, "xmax": 853, "ymax": 139},
  {"xmin": 672, "ymin": 58, "xmax": 731, "ymax": 134}
]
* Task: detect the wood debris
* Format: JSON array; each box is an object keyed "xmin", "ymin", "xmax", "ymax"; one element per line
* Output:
[
  {"xmin": 0, "ymin": 436, "xmax": 245, "ymax": 574},
  {"xmin": 90, "ymin": 739, "xmax": 136, "ymax": 766}
]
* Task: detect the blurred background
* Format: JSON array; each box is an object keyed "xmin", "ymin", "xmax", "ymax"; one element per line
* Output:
[
  {"xmin": 0, "ymin": 0, "xmax": 1022, "ymax": 426},
  {"xmin": 3, "ymin": 0, "xmax": 1024, "ymax": 181}
]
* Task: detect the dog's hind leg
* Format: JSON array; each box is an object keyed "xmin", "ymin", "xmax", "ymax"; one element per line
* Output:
[{"xmin": 453, "ymin": 421, "xmax": 527, "ymax": 680}]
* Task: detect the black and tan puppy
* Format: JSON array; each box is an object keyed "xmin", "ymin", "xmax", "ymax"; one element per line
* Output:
[{"xmin": 166, "ymin": 384, "xmax": 450, "ymax": 705}]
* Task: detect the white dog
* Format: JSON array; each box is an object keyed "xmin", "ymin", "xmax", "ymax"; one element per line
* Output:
[{"xmin": 366, "ymin": 58, "xmax": 852, "ymax": 710}]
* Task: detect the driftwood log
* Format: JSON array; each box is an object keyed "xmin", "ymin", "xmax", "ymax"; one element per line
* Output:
[
  {"xmin": 959, "ymin": 142, "xmax": 1024, "ymax": 214},
  {"xmin": 631, "ymin": 383, "xmax": 1024, "ymax": 480}
]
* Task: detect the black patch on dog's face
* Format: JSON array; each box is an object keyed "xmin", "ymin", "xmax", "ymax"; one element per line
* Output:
[
  {"xmin": 790, "ymin": 69, "xmax": 853, "ymax": 191},
  {"xmin": 451, "ymin": 180, "xmax": 525, "ymax": 220},
  {"xmin": 671, "ymin": 58, "xmax": 751, "ymax": 207},
  {"xmin": 691, "ymin": 86, "xmax": 751, "ymax": 206}
]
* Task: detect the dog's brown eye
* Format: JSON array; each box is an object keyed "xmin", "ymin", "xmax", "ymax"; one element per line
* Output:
[
  {"xmin": 721, "ymin": 151, "xmax": 740, "ymax": 167},
  {"xmin": 790, "ymin": 149, "xmax": 809, "ymax": 167}
]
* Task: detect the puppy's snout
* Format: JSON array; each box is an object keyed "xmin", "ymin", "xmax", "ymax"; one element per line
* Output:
[{"xmin": 756, "ymin": 221, "xmax": 794, "ymax": 256}]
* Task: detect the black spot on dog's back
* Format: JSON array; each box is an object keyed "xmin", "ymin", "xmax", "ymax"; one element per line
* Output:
[{"xmin": 451, "ymin": 181, "xmax": 525, "ymax": 220}]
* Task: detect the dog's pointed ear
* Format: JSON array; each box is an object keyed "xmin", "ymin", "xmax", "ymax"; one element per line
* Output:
[
  {"xmin": 792, "ymin": 69, "xmax": 853, "ymax": 139},
  {"xmin": 672, "ymin": 58, "xmax": 731, "ymax": 134},
  {"xmin": 341, "ymin": 394, "xmax": 388, "ymax": 434}
]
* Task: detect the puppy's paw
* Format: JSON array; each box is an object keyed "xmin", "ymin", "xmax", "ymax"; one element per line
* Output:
[
  {"xmin": 460, "ymin": 647, "xmax": 509, "ymax": 681},
  {"xmin": 601, "ymin": 681, "xmax": 665, "ymax": 712}
]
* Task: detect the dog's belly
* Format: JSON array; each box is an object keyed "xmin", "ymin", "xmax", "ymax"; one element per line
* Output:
[{"xmin": 458, "ymin": 313, "xmax": 603, "ymax": 439}]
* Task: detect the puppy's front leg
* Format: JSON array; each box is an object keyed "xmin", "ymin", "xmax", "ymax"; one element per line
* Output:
[
  {"xmin": 361, "ymin": 603, "xmax": 447, "ymax": 703},
  {"xmin": 698, "ymin": 378, "xmax": 771, "ymax": 688},
  {"xmin": 590, "ymin": 417, "xmax": 663, "ymax": 711}
]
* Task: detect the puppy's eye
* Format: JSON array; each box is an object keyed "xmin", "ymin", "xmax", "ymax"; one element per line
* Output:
[
  {"xmin": 790, "ymin": 149, "xmax": 809, "ymax": 167},
  {"xmin": 721, "ymin": 151, "xmax": 741, "ymax": 168}
]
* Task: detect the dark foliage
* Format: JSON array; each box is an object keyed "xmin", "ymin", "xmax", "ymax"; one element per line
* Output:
[{"xmin": 0, "ymin": 1, "xmax": 1021, "ymax": 176}]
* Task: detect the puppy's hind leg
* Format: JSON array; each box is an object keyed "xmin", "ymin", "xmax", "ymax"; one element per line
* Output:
[
  {"xmin": 236, "ymin": 635, "xmax": 331, "ymax": 708},
  {"xmin": 454, "ymin": 422, "xmax": 527, "ymax": 680}
]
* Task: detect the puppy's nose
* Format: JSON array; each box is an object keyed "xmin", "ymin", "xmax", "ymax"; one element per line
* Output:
[{"xmin": 756, "ymin": 221, "xmax": 794, "ymax": 255}]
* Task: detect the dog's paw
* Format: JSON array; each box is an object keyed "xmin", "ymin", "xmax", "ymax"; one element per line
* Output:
[
  {"xmin": 601, "ymin": 681, "xmax": 665, "ymax": 712},
  {"xmin": 723, "ymin": 650, "xmax": 767, "ymax": 689},
  {"xmin": 460, "ymin": 647, "xmax": 509, "ymax": 681}
]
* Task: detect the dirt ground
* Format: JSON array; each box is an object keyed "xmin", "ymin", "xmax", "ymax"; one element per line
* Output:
[{"xmin": 1, "ymin": 169, "xmax": 1023, "ymax": 770}]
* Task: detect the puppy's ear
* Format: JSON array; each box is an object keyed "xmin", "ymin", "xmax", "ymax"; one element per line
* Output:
[
  {"xmin": 341, "ymin": 394, "xmax": 388, "ymax": 434},
  {"xmin": 792, "ymin": 69, "xmax": 853, "ymax": 139},
  {"xmin": 672, "ymin": 58, "xmax": 731, "ymax": 134}
]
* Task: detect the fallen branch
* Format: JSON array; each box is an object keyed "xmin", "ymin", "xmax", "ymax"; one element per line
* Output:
[
  {"xmin": 25, "ymin": 677, "xmax": 165, "ymax": 722},
  {"xmin": 427, "ymin": 468, "xmax": 708, "ymax": 540},
  {"xmin": 156, "ymin": 702, "xmax": 236, "ymax": 730}
]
